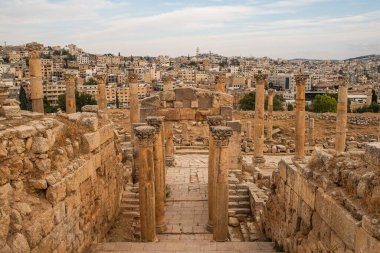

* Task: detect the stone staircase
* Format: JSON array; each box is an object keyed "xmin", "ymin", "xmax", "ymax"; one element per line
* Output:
[
  {"xmin": 228, "ymin": 169, "xmax": 251, "ymax": 219},
  {"xmin": 92, "ymin": 241, "xmax": 279, "ymax": 252},
  {"xmin": 120, "ymin": 183, "xmax": 141, "ymax": 239}
]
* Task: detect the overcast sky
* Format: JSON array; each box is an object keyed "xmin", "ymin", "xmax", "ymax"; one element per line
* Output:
[{"xmin": 1, "ymin": 0, "xmax": 380, "ymax": 59}]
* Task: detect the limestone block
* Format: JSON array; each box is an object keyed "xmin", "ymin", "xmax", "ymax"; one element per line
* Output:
[
  {"xmin": 15, "ymin": 125, "xmax": 37, "ymax": 139},
  {"xmin": 279, "ymin": 160, "xmax": 287, "ymax": 182},
  {"xmin": 161, "ymin": 91, "xmax": 176, "ymax": 102},
  {"xmin": 220, "ymin": 106, "xmax": 232, "ymax": 121},
  {"xmin": 81, "ymin": 124, "xmax": 114, "ymax": 153},
  {"xmin": 81, "ymin": 117, "xmax": 98, "ymax": 132},
  {"xmin": 355, "ymin": 227, "xmax": 380, "ymax": 253},
  {"xmin": 22, "ymin": 220, "xmax": 44, "ymax": 248},
  {"xmin": 29, "ymin": 179, "xmax": 48, "ymax": 190},
  {"xmin": 0, "ymin": 106, "xmax": 21, "ymax": 118},
  {"xmin": 174, "ymin": 101, "xmax": 183, "ymax": 108},
  {"xmin": 8, "ymin": 233, "xmax": 30, "ymax": 253},
  {"xmin": 198, "ymin": 96, "xmax": 213, "ymax": 109},
  {"xmin": 364, "ymin": 143, "xmax": 380, "ymax": 167},
  {"xmin": 191, "ymin": 100, "xmax": 198, "ymax": 108},
  {"xmin": 53, "ymin": 201, "xmax": 65, "ymax": 225},
  {"xmin": 299, "ymin": 176, "xmax": 317, "ymax": 209},
  {"xmin": 179, "ymin": 108, "xmax": 196, "ymax": 120},
  {"xmin": 81, "ymin": 105, "xmax": 98, "ymax": 113},
  {"xmin": 182, "ymin": 100, "xmax": 191, "ymax": 108},
  {"xmin": 67, "ymin": 112, "xmax": 82, "ymax": 122},
  {"xmin": 141, "ymin": 95, "xmax": 160, "ymax": 108},
  {"xmin": 46, "ymin": 180, "xmax": 67, "ymax": 206},
  {"xmin": 39, "ymin": 208, "xmax": 55, "ymax": 235},
  {"xmin": 226, "ymin": 120, "xmax": 241, "ymax": 132},
  {"xmin": 31, "ymin": 137, "xmax": 49, "ymax": 154},
  {"xmin": 175, "ymin": 88, "xmax": 197, "ymax": 100}
]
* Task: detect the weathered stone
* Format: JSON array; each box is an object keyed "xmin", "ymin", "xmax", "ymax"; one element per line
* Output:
[
  {"xmin": 29, "ymin": 179, "xmax": 48, "ymax": 190},
  {"xmin": 81, "ymin": 105, "xmax": 98, "ymax": 113},
  {"xmin": 228, "ymin": 217, "xmax": 239, "ymax": 227},
  {"xmin": 15, "ymin": 125, "xmax": 37, "ymax": 139},
  {"xmin": 31, "ymin": 137, "xmax": 49, "ymax": 154},
  {"xmin": 46, "ymin": 181, "xmax": 66, "ymax": 206},
  {"xmin": 9, "ymin": 233, "xmax": 30, "ymax": 253}
]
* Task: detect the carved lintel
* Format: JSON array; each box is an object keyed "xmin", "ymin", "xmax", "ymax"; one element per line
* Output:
[
  {"xmin": 96, "ymin": 73, "xmax": 107, "ymax": 84},
  {"xmin": 134, "ymin": 126, "xmax": 156, "ymax": 145},
  {"xmin": 128, "ymin": 73, "xmax": 139, "ymax": 83},
  {"xmin": 146, "ymin": 116, "xmax": 165, "ymax": 133},
  {"xmin": 206, "ymin": 115, "xmax": 223, "ymax": 129},
  {"xmin": 254, "ymin": 72, "xmax": 268, "ymax": 82},
  {"xmin": 211, "ymin": 126, "xmax": 233, "ymax": 147}
]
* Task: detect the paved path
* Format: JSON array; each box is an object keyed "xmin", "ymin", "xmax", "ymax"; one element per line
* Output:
[{"xmin": 92, "ymin": 154, "xmax": 277, "ymax": 252}]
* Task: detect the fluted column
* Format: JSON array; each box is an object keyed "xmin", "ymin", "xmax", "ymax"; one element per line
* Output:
[
  {"xmin": 164, "ymin": 121, "xmax": 175, "ymax": 166},
  {"xmin": 64, "ymin": 74, "xmax": 76, "ymax": 114},
  {"xmin": 26, "ymin": 42, "xmax": 44, "ymax": 113},
  {"xmin": 267, "ymin": 89, "xmax": 274, "ymax": 141},
  {"xmin": 253, "ymin": 73, "xmax": 267, "ymax": 166},
  {"xmin": 335, "ymin": 76, "xmax": 348, "ymax": 153},
  {"xmin": 215, "ymin": 74, "xmax": 226, "ymax": 93},
  {"xmin": 206, "ymin": 115, "xmax": 223, "ymax": 232},
  {"xmin": 97, "ymin": 73, "xmax": 107, "ymax": 110},
  {"xmin": 211, "ymin": 126, "xmax": 233, "ymax": 242},
  {"xmin": 134, "ymin": 126, "xmax": 157, "ymax": 242},
  {"xmin": 147, "ymin": 116, "xmax": 166, "ymax": 233},
  {"xmin": 294, "ymin": 72, "xmax": 308, "ymax": 160},
  {"xmin": 129, "ymin": 73, "xmax": 140, "ymax": 125},
  {"xmin": 308, "ymin": 117, "xmax": 315, "ymax": 146}
]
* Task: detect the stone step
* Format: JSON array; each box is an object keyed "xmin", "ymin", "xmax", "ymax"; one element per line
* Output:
[
  {"xmin": 229, "ymin": 195, "xmax": 250, "ymax": 202},
  {"xmin": 123, "ymin": 192, "xmax": 139, "ymax": 198},
  {"xmin": 228, "ymin": 201, "xmax": 251, "ymax": 208},
  {"xmin": 121, "ymin": 198, "xmax": 140, "ymax": 205},
  {"xmin": 93, "ymin": 241, "xmax": 278, "ymax": 252},
  {"xmin": 120, "ymin": 204, "xmax": 140, "ymax": 211},
  {"xmin": 121, "ymin": 211, "xmax": 140, "ymax": 218},
  {"xmin": 228, "ymin": 208, "xmax": 251, "ymax": 215}
]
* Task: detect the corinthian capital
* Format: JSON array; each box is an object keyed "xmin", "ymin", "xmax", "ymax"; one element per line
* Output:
[
  {"xmin": 134, "ymin": 126, "xmax": 156, "ymax": 145},
  {"xmin": 254, "ymin": 72, "xmax": 268, "ymax": 82},
  {"xmin": 146, "ymin": 116, "xmax": 165, "ymax": 133},
  {"xmin": 64, "ymin": 74, "xmax": 76, "ymax": 85},
  {"xmin": 162, "ymin": 75, "xmax": 174, "ymax": 83},
  {"xmin": 215, "ymin": 74, "xmax": 226, "ymax": 84},
  {"xmin": 338, "ymin": 74, "xmax": 348, "ymax": 86},
  {"xmin": 96, "ymin": 73, "xmax": 107, "ymax": 84},
  {"xmin": 206, "ymin": 115, "xmax": 223, "ymax": 129},
  {"xmin": 26, "ymin": 42, "xmax": 43, "ymax": 59},
  {"xmin": 211, "ymin": 126, "xmax": 233, "ymax": 147},
  {"xmin": 128, "ymin": 73, "xmax": 139, "ymax": 83}
]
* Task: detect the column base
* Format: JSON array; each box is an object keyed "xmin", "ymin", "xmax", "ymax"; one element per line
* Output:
[
  {"xmin": 165, "ymin": 157, "xmax": 175, "ymax": 167},
  {"xmin": 156, "ymin": 223, "xmax": 167, "ymax": 233},
  {"xmin": 206, "ymin": 222, "xmax": 213, "ymax": 232},
  {"xmin": 252, "ymin": 156, "xmax": 266, "ymax": 168}
]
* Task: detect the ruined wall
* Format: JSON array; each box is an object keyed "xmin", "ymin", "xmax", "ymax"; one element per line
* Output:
[
  {"xmin": 0, "ymin": 110, "xmax": 124, "ymax": 253},
  {"xmin": 255, "ymin": 143, "xmax": 380, "ymax": 253}
]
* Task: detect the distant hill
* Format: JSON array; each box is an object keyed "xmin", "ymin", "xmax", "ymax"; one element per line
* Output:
[{"xmin": 345, "ymin": 55, "xmax": 380, "ymax": 61}]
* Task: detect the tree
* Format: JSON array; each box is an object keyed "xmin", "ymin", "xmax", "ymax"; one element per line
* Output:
[
  {"xmin": 312, "ymin": 94, "xmax": 337, "ymax": 113},
  {"xmin": 287, "ymin": 103, "xmax": 294, "ymax": 111},
  {"xmin": 43, "ymin": 96, "xmax": 56, "ymax": 113},
  {"xmin": 116, "ymin": 90, "xmax": 120, "ymax": 109},
  {"xmin": 19, "ymin": 86, "xmax": 30, "ymax": 110},
  {"xmin": 58, "ymin": 91, "xmax": 97, "ymax": 112},
  {"xmin": 83, "ymin": 78, "xmax": 97, "ymax": 86},
  {"xmin": 372, "ymin": 90, "xmax": 378, "ymax": 104},
  {"xmin": 239, "ymin": 92, "xmax": 255, "ymax": 110}
]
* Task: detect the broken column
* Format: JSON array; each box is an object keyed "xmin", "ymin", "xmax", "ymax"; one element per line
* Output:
[
  {"xmin": 211, "ymin": 126, "xmax": 233, "ymax": 242},
  {"xmin": 267, "ymin": 89, "xmax": 274, "ymax": 142},
  {"xmin": 97, "ymin": 73, "xmax": 107, "ymax": 110},
  {"xmin": 134, "ymin": 125, "xmax": 157, "ymax": 242},
  {"xmin": 164, "ymin": 121, "xmax": 175, "ymax": 166},
  {"xmin": 294, "ymin": 72, "xmax": 308, "ymax": 160},
  {"xmin": 227, "ymin": 121, "xmax": 242, "ymax": 170},
  {"xmin": 215, "ymin": 74, "xmax": 226, "ymax": 93},
  {"xmin": 163, "ymin": 75, "xmax": 174, "ymax": 92},
  {"xmin": 335, "ymin": 76, "xmax": 348, "ymax": 153},
  {"xmin": 129, "ymin": 73, "xmax": 140, "ymax": 125},
  {"xmin": 146, "ymin": 116, "xmax": 166, "ymax": 233},
  {"xmin": 253, "ymin": 72, "xmax": 267, "ymax": 167},
  {"xmin": 308, "ymin": 117, "xmax": 315, "ymax": 146},
  {"xmin": 64, "ymin": 74, "xmax": 76, "ymax": 114},
  {"xmin": 206, "ymin": 115, "xmax": 223, "ymax": 232},
  {"xmin": 26, "ymin": 42, "xmax": 44, "ymax": 113}
]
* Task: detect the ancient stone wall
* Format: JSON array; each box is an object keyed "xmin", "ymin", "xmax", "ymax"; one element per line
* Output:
[
  {"xmin": 253, "ymin": 143, "xmax": 380, "ymax": 253},
  {"xmin": 0, "ymin": 110, "xmax": 124, "ymax": 253}
]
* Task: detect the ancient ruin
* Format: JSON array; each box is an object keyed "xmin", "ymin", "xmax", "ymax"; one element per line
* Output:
[{"xmin": 1, "ymin": 69, "xmax": 380, "ymax": 253}]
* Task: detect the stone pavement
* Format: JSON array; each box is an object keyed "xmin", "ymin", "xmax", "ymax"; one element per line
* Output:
[{"xmin": 92, "ymin": 154, "xmax": 278, "ymax": 252}]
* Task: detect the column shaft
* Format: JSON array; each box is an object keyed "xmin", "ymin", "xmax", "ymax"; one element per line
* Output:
[
  {"xmin": 129, "ymin": 73, "xmax": 140, "ymax": 125},
  {"xmin": 295, "ymin": 73, "xmax": 308, "ymax": 159},
  {"xmin": 253, "ymin": 73, "xmax": 267, "ymax": 165},
  {"xmin": 65, "ymin": 74, "xmax": 76, "ymax": 114},
  {"xmin": 97, "ymin": 74, "xmax": 107, "ymax": 110},
  {"xmin": 27, "ymin": 42, "xmax": 44, "ymax": 114},
  {"xmin": 335, "ymin": 78, "xmax": 348, "ymax": 153},
  {"xmin": 267, "ymin": 89, "xmax": 274, "ymax": 141},
  {"xmin": 164, "ymin": 121, "xmax": 175, "ymax": 166},
  {"xmin": 308, "ymin": 117, "xmax": 315, "ymax": 146}
]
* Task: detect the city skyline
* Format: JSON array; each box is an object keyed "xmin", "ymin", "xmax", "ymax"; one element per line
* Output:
[{"xmin": 1, "ymin": 0, "xmax": 380, "ymax": 59}]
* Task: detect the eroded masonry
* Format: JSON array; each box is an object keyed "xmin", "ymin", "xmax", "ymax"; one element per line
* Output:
[{"xmin": 0, "ymin": 45, "xmax": 379, "ymax": 253}]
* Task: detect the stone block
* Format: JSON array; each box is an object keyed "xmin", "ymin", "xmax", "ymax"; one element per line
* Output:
[
  {"xmin": 279, "ymin": 160, "xmax": 287, "ymax": 182},
  {"xmin": 226, "ymin": 120, "xmax": 241, "ymax": 133},
  {"xmin": 161, "ymin": 91, "xmax": 176, "ymax": 102},
  {"xmin": 179, "ymin": 108, "xmax": 196, "ymax": 120},
  {"xmin": 0, "ymin": 106, "xmax": 21, "ymax": 118},
  {"xmin": 175, "ymin": 88, "xmax": 197, "ymax": 100},
  {"xmin": 299, "ymin": 175, "xmax": 317, "ymax": 209},
  {"xmin": 46, "ymin": 180, "xmax": 67, "ymax": 206},
  {"xmin": 141, "ymin": 95, "xmax": 160, "ymax": 108},
  {"xmin": 220, "ymin": 106, "xmax": 232, "ymax": 121},
  {"xmin": 81, "ymin": 124, "xmax": 114, "ymax": 153},
  {"xmin": 15, "ymin": 125, "xmax": 37, "ymax": 139},
  {"xmin": 355, "ymin": 228, "xmax": 380, "ymax": 253},
  {"xmin": 190, "ymin": 100, "xmax": 198, "ymax": 108},
  {"xmin": 198, "ymin": 96, "xmax": 213, "ymax": 109},
  {"xmin": 31, "ymin": 136, "xmax": 50, "ymax": 154},
  {"xmin": 174, "ymin": 101, "xmax": 183, "ymax": 108},
  {"xmin": 81, "ymin": 105, "xmax": 98, "ymax": 112},
  {"xmin": 364, "ymin": 143, "xmax": 380, "ymax": 167},
  {"xmin": 182, "ymin": 100, "xmax": 191, "ymax": 108}
]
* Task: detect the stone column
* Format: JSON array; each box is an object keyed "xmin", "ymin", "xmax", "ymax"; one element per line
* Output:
[
  {"xmin": 181, "ymin": 122, "xmax": 189, "ymax": 145},
  {"xmin": 252, "ymin": 72, "xmax": 267, "ymax": 166},
  {"xmin": 308, "ymin": 117, "xmax": 315, "ymax": 146},
  {"xmin": 26, "ymin": 42, "xmax": 44, "ymax": 113},
  {"xmin": 64, "ymin": 74, "xmax": 76, "ymax": 114},
  {"xmin": 366, "ymin": 86, "xmax": 373, "ymax": 106},
  {"xmin": 163, "ymin": 75, "xmax": 174, "ymax": 92},
  {"xmin": 164, "ymin": 121, "xmax": 175, "ymax": 166},
  {"xmin": 146, "ymin": 116, "xmax": 166, "ymax": 233},
  {"xmin": 294, "ymin": 72, "xmax": 308, "ymax": 160},
  {"xmin": 211, "ymin": 126, "xmax": 233, "ymax": 242},
  {"xmin": 246, "ymin": 121, "xmax": 252, "ymax": 140},
  {"xmin": 215, "ymin": 74, "xmax": 226, "ymax": 93},
  {"xmin": 129, "ymin": 73, "xmax": 140, "ymax": 125},
  {"xmin": 267, "ymin": 89, "xmax": 274, "ymax": 141},
  {"xmin": 206, "ymin": 115, "xmax": 223, "ymax": 232},
  {"xmin": 97, "ymin": 73, "xmax": 107, "ymax": 110},
  {"xmin": 134, "ymin": 125, "xmax": 157, "ymax": 242},
  {"xmin": 335, "ymin": 76, "xmax": 348, "ymax": 153},
  {"xmin": 227, "ymin": 121, "xmax": 242, "ymax": 170}
]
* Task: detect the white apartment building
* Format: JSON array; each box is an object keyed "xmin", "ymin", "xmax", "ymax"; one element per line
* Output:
[{"xmin": 77, "ymin": 54, "xmax": 90, "ymax": 65}]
